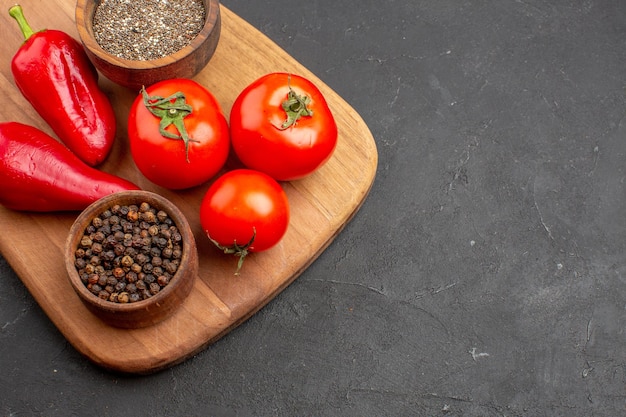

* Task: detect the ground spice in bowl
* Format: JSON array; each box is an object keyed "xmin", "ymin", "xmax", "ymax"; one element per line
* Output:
[{"xmin": 92, "ymin": 0, "xmax": 206, "ymax": 61}]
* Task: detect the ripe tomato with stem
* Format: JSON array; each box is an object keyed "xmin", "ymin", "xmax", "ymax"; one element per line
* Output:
[
  {"xmin": 199, "ymin": 169, "xmax": 290, "ymax": 273},
  {"xmin": 128, "ymin": 78, "xmax": 230, "ymax": 190},
  {"xmin": 230, "ymin": 72, "xmax": 338, "ymax": 181}
]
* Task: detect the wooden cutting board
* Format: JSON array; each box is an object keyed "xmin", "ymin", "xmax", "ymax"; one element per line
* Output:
[{"xmin": 0, "ymin": 1, "xmax": 377, "ymax": 373}]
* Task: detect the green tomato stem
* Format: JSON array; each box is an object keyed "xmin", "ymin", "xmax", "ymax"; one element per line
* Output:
[
  {"xmin": 141, "ymin": 87, "xmax": 198, "ymax": 162},
  {"xmin": 208, "ymin": 228, "xmax": 256, "ymax": 275},
  {"xmin": 279, "ymin": 86, "xmax": 313, "ymax": 130}
]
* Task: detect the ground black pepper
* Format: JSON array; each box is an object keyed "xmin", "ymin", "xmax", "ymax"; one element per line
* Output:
[
  {"xmin": 92, "ymin": 0, "xmax": 206, "ymax": 61},
  {"xmin": 74, "ymin": 202, "xmax": 182, "ymax": 303}
]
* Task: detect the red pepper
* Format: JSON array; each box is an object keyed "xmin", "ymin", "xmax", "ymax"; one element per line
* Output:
[
  {"xmin": 0, "ymin": 122, "xmax": 139, "ymax": 212},
  {"xmin": 9, "ymin": 5, "xmax": 116, "ymax": 167}
]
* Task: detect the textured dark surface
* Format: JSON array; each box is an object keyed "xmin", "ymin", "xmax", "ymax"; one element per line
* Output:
[{"xmin": 1, "ymin": 0, "xmax": 625, "ymax": 415}]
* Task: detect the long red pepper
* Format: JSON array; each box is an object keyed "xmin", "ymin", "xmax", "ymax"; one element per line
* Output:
[
  {"xmin": 9, "ymin": 5, "xmax": 116, "ymax": 167},
  {"xmin": 0, "ymin": 122, "xmax": 139, "ymax": 212}
]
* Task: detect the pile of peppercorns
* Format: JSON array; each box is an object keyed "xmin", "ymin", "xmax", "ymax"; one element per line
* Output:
[{"xmin": 73, "ymin": 202, "xmax": 183, "ymax": 303}]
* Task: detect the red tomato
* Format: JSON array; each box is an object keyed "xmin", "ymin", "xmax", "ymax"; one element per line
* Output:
[
  {"xmin": 200, "ymin": 169, "xmax": 290, "ymax": 273},
  {"xmin": 230, "ymin": 72, "xmax": 338, "ymax": 181},
  {"xmin": 128, "ymin": 78, "xmax": 230, "ymax": 190}
]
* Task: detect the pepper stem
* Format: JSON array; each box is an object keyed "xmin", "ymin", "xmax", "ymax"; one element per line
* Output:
[{"xmin": 9, "ymin": 5, "xmax": 35, "ymax": 41}]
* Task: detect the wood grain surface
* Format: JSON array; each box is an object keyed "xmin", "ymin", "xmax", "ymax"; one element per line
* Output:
[{"xmin": 0, "ymin": 1, "xmax": 377, "ymax": 374}]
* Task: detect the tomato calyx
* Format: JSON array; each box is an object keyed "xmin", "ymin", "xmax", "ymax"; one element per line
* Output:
[
  {"xmin": 207, "ymin": 228, "xmax": 256, "ymax": 275},
  {"xmin": 278, "ymin": 86, "xmax": 314, "ymax": 130},
  {"xmin": 141, "ymin": 86, "xmax": 198, "ymax": 162}
]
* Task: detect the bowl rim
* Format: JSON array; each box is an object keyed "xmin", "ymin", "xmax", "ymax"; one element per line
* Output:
[
  {"xmin": 75, "ymin": 0, "xmax": 220, "ymax": 69},
  {"xmin": 65, "ymin": 190, "xmax": 195, "ymax": 313}
]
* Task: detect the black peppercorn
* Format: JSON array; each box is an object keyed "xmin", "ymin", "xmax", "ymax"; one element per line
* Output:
[
  {"xmin": 92, "ymin": 216, "xmax": 103, "ymax": 228},
  {"xmin": 126, "ymin": 272, "xmax": 138, "ymax": 284},
  {"xmin": 157, "ymin": 210, "xmax": 168, "ymax": 222},
  {"xmin": 132, "ymin": 235, "xmax": 144, "ymax": 248},
  {"xmin": 97, "ymin": 275, "xmax": 107, "ymax": 286},
  {"xmin": 149, "ymin": 282, "xmax": 160, "ymax": 295},
  {"xmin": 157, "ymin": 275, "xmax": 170, "ymax": 286},
  {"xmin": 148, "ymin": 225, "xmax": 159, "ymax": 236},
  {"xmin": 91, "ymin": 242, "xmax": 103, "ymax": 255},
  {"xmin": 150, "ymin": 247, "xmax": 162, "ymax": 258},
  {"xmin": 164, "ymin": 261, "xmax": 177, "ymax": 275},
  {"xmin": 122, "ymin": 221, "xmax": 133, "ymax": 233},
  {"xmin": 114, "ymin": 244, "xmax": 125, "ymax": 256},
  {"xmin": 135, "ymin": 253, "xmax": 148, "ymax": 265},
  {"xmin": 161, "ymin": 247, "xmax": 173, "ymax": 259},
  {"xmin": 99, "ymin": 224, "xmax": 112, "ymax": 236},
  {"xmin": 94, "ymin": 229, "xmax": 106, "ymax": 240},
  {"xmin": 127, "ymin": 208, "xmax": 139, "ymax": 222},
  {"xmin": 103, "ymin": 250, "xmax": 116, "ymax": 262},
  {"xmin": 142, "ymin": 211, "xmax": 156, "ymax": 223},
  {"xmin": 121, "ymin": 255, "xmax": 134, "ymax": 268},
  {"xmin": 80, "ymin": 236, "xmax": 93, "ymax": 248}
]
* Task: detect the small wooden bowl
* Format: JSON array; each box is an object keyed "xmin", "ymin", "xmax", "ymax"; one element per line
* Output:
[
  {"xmin": 75, "ymin": 0, "xmax": 221, "ymax": 90},
  {"xmin": 65, "ymin": 191, "xmax": 198, "ymax": 329}
]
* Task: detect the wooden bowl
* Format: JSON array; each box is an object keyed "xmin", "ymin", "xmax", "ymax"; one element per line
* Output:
[
  {"xmin": 75, "ymin": 0, "xmax": 221, "ymax": 90},
  {"xmin": 65, "ymin": 191, "xmax": 198, "ymax": 328}
]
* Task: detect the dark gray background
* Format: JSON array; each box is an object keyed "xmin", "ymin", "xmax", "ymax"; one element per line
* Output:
[{"xmin": 1, "ymin": 0, "xmax": 625, "ymax": 415}]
